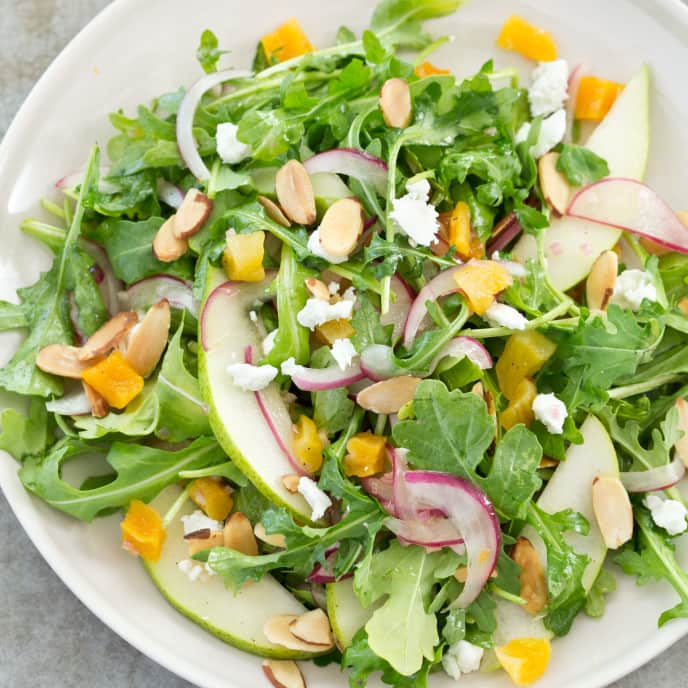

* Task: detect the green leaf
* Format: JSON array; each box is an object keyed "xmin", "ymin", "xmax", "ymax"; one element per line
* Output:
[
  {"xmin": 237, "ymin": 110, "xmax": 305, "ymax": 161},
  {"xmin": 585, "ymin": 567, "xmax": 617, "ymax": 618},
  {"xmin": 480, "ymin": 425, "xmax": 542, "ymax": 520},
  {"xmin": 392, "ymin": 380, "xmax": 495, "ymax": 480},
  {"xmin": 65, "ymin": 247, "xmax": 108, "ymax": 338},
  {"xmin": 197, "ymin": 29, "xmax": 226, "ymax": 73},
  {"xmin": 363, "ymin": 30, "xmax": 388, "ymax": 64},
  {"xmin": 0, "ymin": 399, "xmax": 52, "ymax": 462},
  {"xmin": 351, "ymin": 293, "xmax": 391, "ymax": 352},
  {"xmin": 311, "ymin": 348, "xmax": 355, "ymax": 436},
  {"xmin": 19, "ymin": 437, "xmax": 225, "ymax": 521},
  {"xmin": 355, "ymin": 541, "xmax": 440, "ymax": 675},
  {"xmin": 0, "ymin": 301, "xmax": 28, "ymax": 331},
  {"xmin": 556, "ymin": 145, "xmax": 610, "ymax": 186}
]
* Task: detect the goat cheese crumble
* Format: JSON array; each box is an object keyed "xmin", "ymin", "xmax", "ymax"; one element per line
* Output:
[
  {"xmin": 528, "ymin": 60, "xmax": 569, "ymax": 117},
  {"xmin": 298, "ymin": 476, "xmax": 332, "ymax": 521},
  {"xmin": 177, "ymin": 559, "xmax": 217, "ymax": 583},
  {"xmin": 330, "ymin": 338, "xmax": 358, "ymax": 370},
  {"xmin": 297, "ymin": 297, "xmax": 354, "ymax": 330},
  {"xmin": 484, "ymin": 302, "xmax": 528, "ymax": 330},
  {"xmin": 181, "ymin": 510, "xmax": 223, "ymax": 536},
  {"xmin": 389, "ymin": 178, "xmax": 440, "ymax": 247},
  {"xmin": 644, "ymin": 495, "xmax": 688, "ymax": 536},
  {"xmin": 532, "ymin": 393, "xmax": 568, "ymax": 434},
  {"xmin": 226, "ymin": 362, "xmax": 278, "ymax": 391},
  {"xmin": 442, "ymin": 640, "xmax": 484, "ymax": 681},
  {"xmin": 516, "ymin": 109, "xmax": 567, "ymax": 158},
  {"xmin": 611, "ymin": 269, "xmax": 658, "ymax": 311},
  {"xmin": 216, "ymin": 122, "xmax": 251, "ymax": 164}
]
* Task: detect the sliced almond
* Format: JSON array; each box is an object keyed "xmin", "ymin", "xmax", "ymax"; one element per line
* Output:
[
  {"xmin": 258, "ymin": 195, "xmax": 292, "ymax": 228},
  {"xmin": 586, "ymin": 250, "xmax": 618, "ymax": 311},
  {"xmin": 262, "ymin": 660, "xmax": 306, "ymax": 688},
  {"xmin": 186, "ymin": 530, "xmax": 225, "ymax": 557},
  {"xmin": 538, "ymin": 152, "xmax": 571, "ymax": 215},
  {"xmin": 305, "ymin": 278, "xmax": 330, "ymax": 301},
  {"xmin": 674, "ymin": 397, "xmax": 688, "ymax": 467},
  {"xmin": 356, "ymin": 376, "xmax": 422, "ymax": 414},
  {"xmin": 83, "ymin": 381, "xmax": 109, "ymax": 418},
  {"xmin": 264, "ymin": 615, "xmax": 328, "ymax": 652},
  {"xmin": 275, "ymin": 160, "xmax": 316, "ymax": 226},
  {"xmin": 223, "ymin": 512, "xmax": 259, "ymax": 556},
  {"xmin": 678, "ymin": 297, "xmax": 688, "ymax": 317},
  {"xmin": 512, "ymin": 536, "xmax": 548, "ymax": 614},
  {"xmin": 173, "ymin": 188, "xmax": 213, "ymax": 239},
  {"xmin": 153, "ymin": 216, "xmax": 189, "ymax": 263},
  {"xmin": 539, "ymin": 457, "xmax": 559, "ymax": 469},
  {"xmin": 254, "ymin": 522, "xmax": 287, "ymax": 549},
  {"xmin": 124, "ymin": 300, "xmax": 171, "ymax": 377},
  {"xmin": 288, "ymin": 609, "xmax": 334, "ymax": 648},
  {"xmin": 592, "ymin": 475, "xmax": 634, "ymax": 549},
  {"xmin": 380, "ymin": 78, "xmax": 412, "ymax": 129},
  {"xmin": 318, "ymin": 198, "xmax": 364, "ymax": 258},
  {"xmin": 470, "ymin": 381, "xmax": 484, "ymax": 398},
  {"xmin": 282, "ymin": 474, "xmax": 301, "ymax": 493},
  {"xmin": 36, "ymin": 344, "xmax": 95, "ymax": 378},
  {"xmin": 454, "ymin": 566, "xmax": 468, "ymax": 583},
  {"xmin": 78, "ymin": 311, "xmax": 138, "ymax": 362}
]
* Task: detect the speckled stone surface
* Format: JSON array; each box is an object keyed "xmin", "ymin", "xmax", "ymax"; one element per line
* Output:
[{"xmin": 1, "ymin": 1, "xmax": 687, "ymax": 687}]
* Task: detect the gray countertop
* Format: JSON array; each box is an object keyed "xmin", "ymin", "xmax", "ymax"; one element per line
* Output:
[{"xmin": 1, "ymin": 1, "xmax": 687, "ymax": 687}]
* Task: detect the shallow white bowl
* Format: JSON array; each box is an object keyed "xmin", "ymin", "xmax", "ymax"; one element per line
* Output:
[{"xmin": 2, "ymin": 1, "xmax": 688, "ymax": 686}]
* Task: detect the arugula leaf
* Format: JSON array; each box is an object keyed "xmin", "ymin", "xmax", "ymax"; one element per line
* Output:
[
  {"xmin": 0, "ymin": 301, "xmax": 27, "ymax": 330},
  {"xmin": 585, "ymin": 567, "xmax": 617, "ymax": 618},
  {"xmin": 616, "ymin": 508, "xmax": 688, "ymax": 626},
  {"xmin": 66, "ymin": 247, "xmax": 108, "ymax": 338},
  {"xmin": 311, "ymin": 348, "xmax": 355, "ymax": 435},
  {"xmin": 197, "ymin": 29, "xmax": 226, "ymax": 73},
  {"xmin": 0, "ymin": 147, "xmax": 100, "ymax": 397},
  {"xmin": 19, "ymin": 437, "xmax": 225, "ymax": 521},
  {"xmin": 480, "ymin": 425, "xmax": 542, "ymax": 520},
  {"xmin": 0, "ymin": 399, "xmax": 52, "ymax": 462},
  {"xmin": 392, "ymin": 380, "xmax": 495, "ymax": 480},
  {"xmin": 354, "ymin": 540, "xmax": 440, "ymax": 675},
  {"xmin": 90, "ymin": 217, "xmax": 193, "ymax": 284},
  {"xmin": 350, "ymin": 292, "xmax": 391, "ymax": 352},
  {"xmin": 556, "ymin": 145, "xmax": 610, "ymax": 186}
]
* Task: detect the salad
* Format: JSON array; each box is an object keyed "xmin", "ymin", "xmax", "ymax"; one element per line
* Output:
[{"xmin": 2, "ymin": 1, "xmax": 688, "ymax": 686}]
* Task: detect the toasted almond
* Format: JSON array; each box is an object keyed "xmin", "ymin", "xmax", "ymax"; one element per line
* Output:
[
  {"xmin": 538, "ymin": 152, "xmax": 571, "ymax": 215},
  {"xmin": 674, "ymin": 398, "xmax": 688, "ymax": 467},
  {"xmin": 512, "ymin": 536, "xmax": 548, "ymax": 614},
  {"xmin": 173, "ymin": 188, "xmax": 213, "ymax": 239},
  {"xmin": 485, "ymin": 389, "xmax": 496, "ymax": 420},
  {"xmin": 318, "ymin": 198, "xmax": 364, "ymax": 258},
  {"xmin": 454, "ymin": 566, "xmax": 468, "ymax": 583},
  {"xmin": 36, "ymin": 344, "xmax": 95, "ymax": 378},
  {"xmin": 471, "ymin": 381, "xmax": 485, "ymax": 398},
  {"xmin": 539, "ymin": 457, "xmax": 559, "ymax": 469},
  {"xmin": 380, "ymin": 78, "xmax": 412, "ymax": 129},
  {"xmin": 78, "ymin": 311, "xmax": 138, "ymax": 362},
  {"xmin": 288, "ymin": 609, "xmax": 334, "ymax": 648},
  {"xmin": 282, "ymin": 474, "xmax": 302, "ymax": 493},
  {"xmin": 224, "ymin": 512, "xmax": 259, "ymax": 556},
  {"xmin": 592, "ymin": 475, "xmax": 634, "ymax": 549},
  {"xmin": 258, "ymin": 195, "xmax": 292, "ymax": 228},
  {"xmin": 305, "ymin": 278, "xmax": 330, "ymax": 301},
  {"xmin": 356, "ymin": 376, "xmax": 422, "ymax": 414},
  {"xmin": 254, "ymin": 522, "xmax": 287, "ymax": 549},
  {"xmin": 586, "ymin": 250, "xmax": 618, "ymax": 311},
  {"xmin": 262, "ymin": 660, "xmax": 306, "ymax": 688},
  {"xmin": 186, "ymin": 530, "xmax": 225, "ymax": 557},
  {"xmin": 264, "ymin": 615, "xmax": 328, "ymax": 653},
  {"xmin": 678, "ymin": 297, "xmax": 688, "ymax": 317},
  {"xmin": 153, "ymin": 216, "xmax": 189, "ymax": 262},
  {"xmin": 83, "ymin": 381, "xmax": 109, "ymax": 418},
  {"xmin": 124, "ymin": 300, "xmax": 171, "ymax": 377},
  {"xmin": 275, "ymin": 160, "xmax": 316, "ymax": 226}
]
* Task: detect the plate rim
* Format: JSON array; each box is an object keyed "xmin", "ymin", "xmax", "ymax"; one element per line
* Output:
[{"xmin": 2, "ymin": 1, "xmax": 688, "ymax": 687}]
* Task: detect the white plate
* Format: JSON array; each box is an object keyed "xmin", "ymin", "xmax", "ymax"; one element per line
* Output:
[{"xmin": 2, "ymin": 1, "xmax": 688, "ymax": 687}]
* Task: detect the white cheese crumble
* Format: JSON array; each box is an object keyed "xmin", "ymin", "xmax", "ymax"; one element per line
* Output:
[
  {"xmin": 262, "ymin": 329, "xmax": 278, "ymax": 356},
  {"xmin": 611, "ymin": 269, "xmax": 658, "ymax": 311},
  {"xmin": 330, "ymin": 338, "xmax": 358, "ymax": 370},
  {"xmin": 177, "ymin": 559, "xmax": 217, "ymax": 583},
  {"xmin": 484, "ymin": 302, "xmax": 528, "ymax": 330},
  {"xmin": 532, "ymin": 393, "xmax": 568, "ymax": 434},
  {"xmin": 249, "ymin": 310, "xmax": 258, "ymax": 323},
  {"xmin": 644, "ymin": 495, "xmax": 688, "ymax": 536},
  {"xmin": 389, "ymin": 178, "xmax": 440, "ymax": 247},
  {"xmin": 529, "ymin": 60, "xmax": 569, "ymax": 117},
  {"xmin": 328, "ymin": 281, "xmax": 340, "ymax": 295},
  {"xmin": 181, "ymin": 510, "xmax": 223, "ymax": 536},
  {"xmin": 297, "ymin": 297, "xmax": 354, "ymax": 330},
  {"xmin": 516, "ymin": 109, "xmax": 567, "ymax": 158},
  {"xmin": 307, "ymin": 229, "xmax": 348, "ymax": 264},
  {"xmin": 226, "ymin": 362, "xmax": 278, "ymax": 391},
  {"xmin": 216, "ymin": 122, "xmax": 251, "ymax": 164},
  {"xmin": 442, "ymin": 640, "xmax": 484, "ymax": 681},
  {"xmin": 342, "ymin": 286, "xmax": 357, "ymax": 302},
  {"xmin": 298, "ymin": 476, "xmax": 333, "ymax": 521}
]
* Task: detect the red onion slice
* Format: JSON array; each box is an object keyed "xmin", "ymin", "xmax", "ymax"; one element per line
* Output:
[
  {"xmin": 386, "ymin": 515, "xmax": 464, "ymax": 548},
  {"xmin": 361, "ymin": 472, "xmax": 395, "ymax": 513},
  {"xmin": 303, "ymin": 148, "xmax": 388, "ymax": 196},
  {"xmin": 567, "ymin": 178, "xmax": 688, "ymax": 254},
  {"xmin": 307, "ymin": 545, "xmax": 353, "ymax": 584},
  {"xmin": 46, "ymin": 388, "xmax": 92, "ymax": 416},
  {"xmin": 284, "ymin": 360, "xmax": 364, "ymax": 392},
  {"xmin": 381, "ymin": 275, "xmax": 414, "ymax": 342},
  {"xmin": 156, "ymin": 179, "xmax": 185, "ymax": 209},
  {"xmin": 428, "ymin": 336, "xmax": 493, "ymax": 373},
  {"xmin": 56, "ymin": 166, "xmax": 119, "ymax": 194},
  {"xmin": 119, "ymin": 275, "xmax": 198, "ymax": 317},
  {"xmin": 403, "ymin": 266, "xmax": 462, "ymax": 348},
  {"xmin": 620, "ymin": 455, "xmax": 686, "ymax": 493},
  {"xmin": 486, "ymin": 214, "xmax": 523, "ymax": 255},
  {"xmin": 177, "ymin": 69, "xmax": 253, "ymax": 181},
  {"xmin": 403, "ymin": 470, "xmax": 501, "ymax": 608}
]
